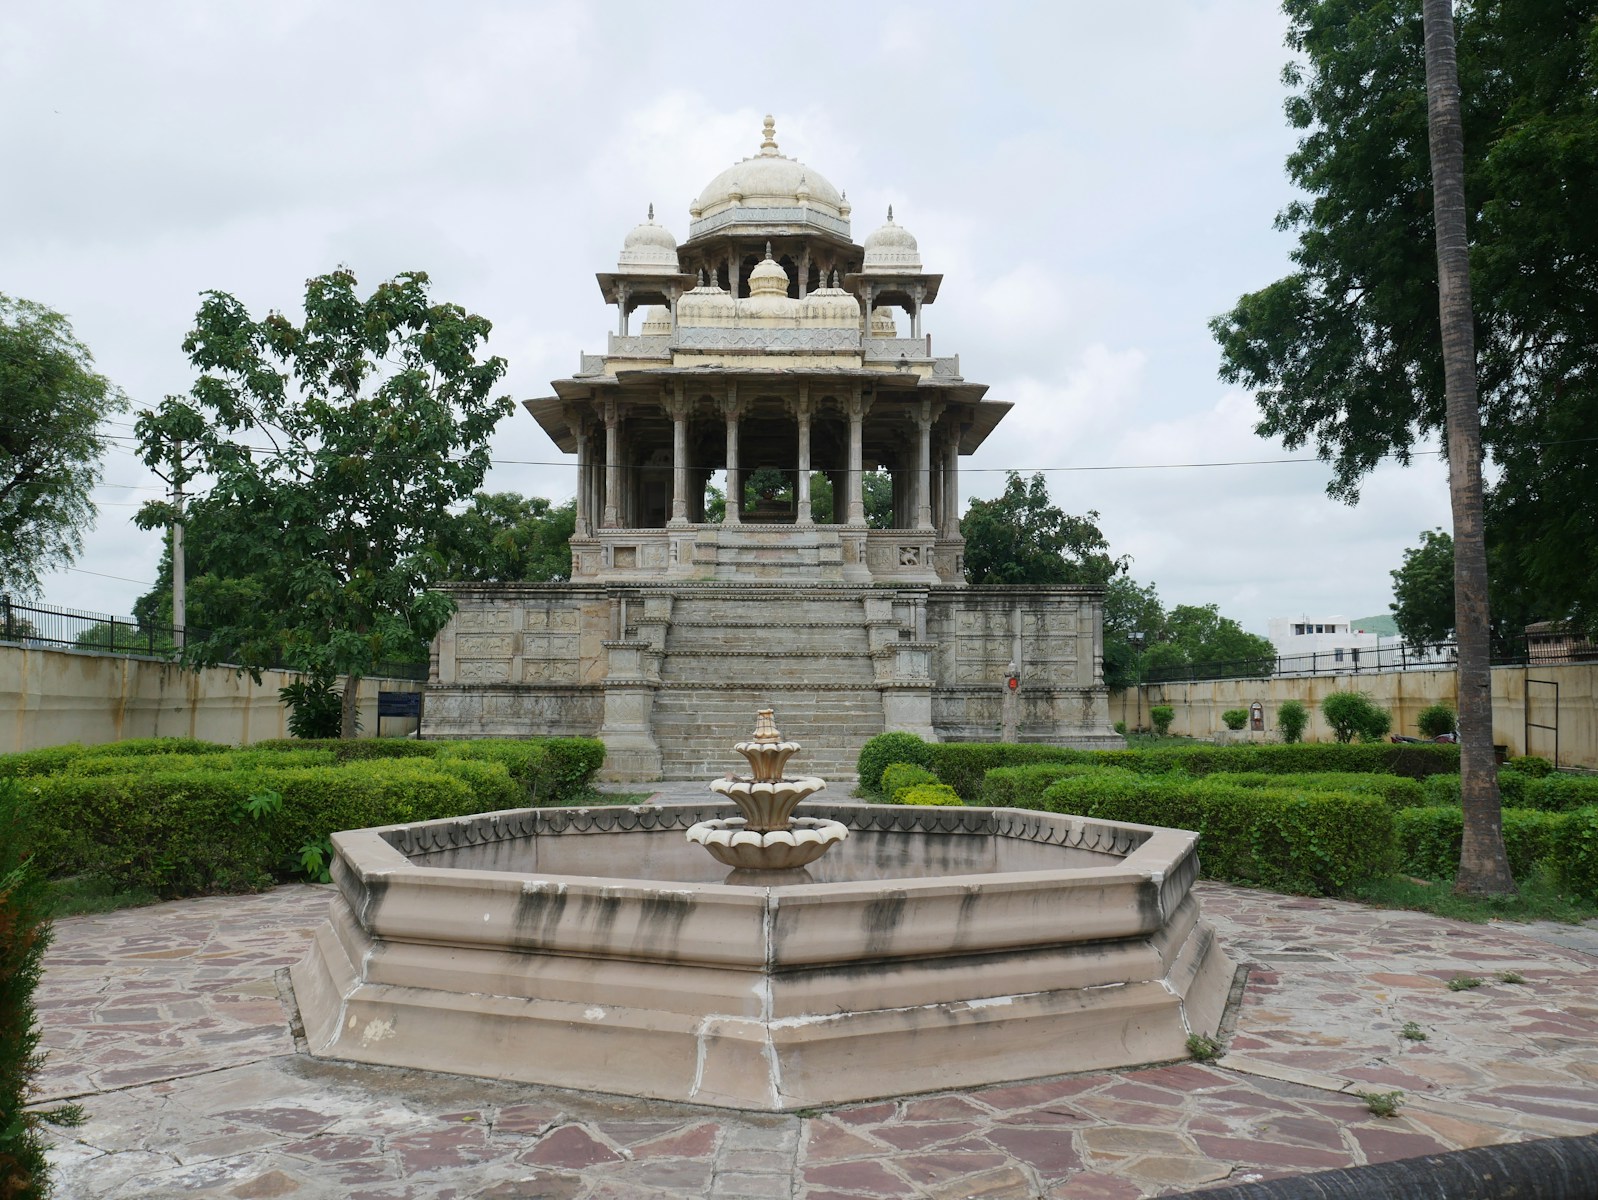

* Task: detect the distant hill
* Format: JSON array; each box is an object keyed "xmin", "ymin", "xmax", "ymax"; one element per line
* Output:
[{"xmin": 1352, "ymin": 614, "xmax": 1398, "ymax": 636}]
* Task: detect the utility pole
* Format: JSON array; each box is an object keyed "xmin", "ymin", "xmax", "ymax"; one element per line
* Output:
[{"xmin": 171, "ymin": 439, "xmax": 186, "ymax": 649}]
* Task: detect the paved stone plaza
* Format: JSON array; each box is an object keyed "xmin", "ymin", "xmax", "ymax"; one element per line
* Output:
[{"xmin": 34, "ymin": 867, "xmax": 1598, "ymax": 1198}]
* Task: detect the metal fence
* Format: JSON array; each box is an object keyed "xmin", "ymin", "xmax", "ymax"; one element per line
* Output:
[
  {"xmin": 1142, "ymin": 636, "xmax": 1596, "ymax": 684},
  {"xmin": 0, "ymin": 596, "xmax": 427, "ymax": 680}
]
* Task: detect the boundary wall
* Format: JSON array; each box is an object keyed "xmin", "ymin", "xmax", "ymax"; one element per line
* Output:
[
  {"xmin": 1, "ymin": 643, "xmax": 422, "ymax": 754},
  {"xmin": 1110, "ymin": 662, "xmax": 1598, "ymax": 771}
]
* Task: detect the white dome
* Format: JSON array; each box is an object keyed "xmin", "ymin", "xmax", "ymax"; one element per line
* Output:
[
  {"xmin": 862, "ymin": 207, "xmax": 922, "ymax": 273},
  {"xmin": 689, "ymin": 116, "xmax": 850, "ymax": 230},
  {"xmin": 617, "ymin": 205, "xmax": 680, "ymax": 273},
  {"xmin": 640, "ymin": 305, "xmax": 672, "ymax": 335},
  {"xmin": 748, "ymin": 247, "xmax": 789, "ymax": 298}
]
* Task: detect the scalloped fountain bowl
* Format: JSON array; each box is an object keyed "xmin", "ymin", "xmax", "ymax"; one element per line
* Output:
[{"xmin": 291, "ymin": 801, "xmax": 1237, "ymax": 1111}]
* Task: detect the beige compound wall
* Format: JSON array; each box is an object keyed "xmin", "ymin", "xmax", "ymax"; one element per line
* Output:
[
  {"xmin": 1109, "ymin": 662, "xmax": 1598, "ymax": 771},
  {"xmin": 0, "ymin": 644, "xmax": 423, "ymax": 754}
]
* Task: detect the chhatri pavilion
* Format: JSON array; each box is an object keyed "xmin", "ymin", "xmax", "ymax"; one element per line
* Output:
[{"xmin": 423, "ymin": 117, "xmax": 1120, "ymax": 779}]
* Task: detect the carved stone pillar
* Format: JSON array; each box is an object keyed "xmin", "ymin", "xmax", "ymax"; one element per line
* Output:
[
  {"xmin": 721, "ymin": 384, "xmax": 742, "ymax": 525},
  {"xmin": 910, "ymin": 283, "xmax": 925, "ymax": 340},
  {"xmin": 915, "ymin": 401, "xmax": 937, "ymax": 530},
  {"xmin": 601, "ymin": 397, "xmax": 620, "ymax": 528},
  {"xmin": 795, "ymin": 386, "xmax": 813, "ymax": 525},
  {"xmin": 845, "ymin": 387, "xmax": 872, "ymax": 525},
  {"xmin": 664, "ymin": 385, "xmax": 691, "ymax": 525},
  {"xmin": 943, "ymin": 428, "xmax": 961, "ymax": 534},
  {"xmin": 614, "ymin": 283, "xmax": 630, "ymax": 337},
  {"xmin": 565, "ymin": 410, "xmax": 589, "ymax": 536}
]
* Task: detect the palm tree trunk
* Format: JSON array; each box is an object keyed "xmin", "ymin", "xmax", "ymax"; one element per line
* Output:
[{"xmin": 1421, "ymin": 0, "xmax": 1514, "ymax": 896}]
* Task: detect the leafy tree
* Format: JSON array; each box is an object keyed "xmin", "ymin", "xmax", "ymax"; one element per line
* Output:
[
  {"xmin": 861, "ymin": 469, "xmax": 894, "ymax": 529},
  {"xmin": 439, "ymin": 492, "xmax": 575, "ymax": 583},
  {"xmin": 1214, "ymin": 0, "xmax": 1539, "ymax": 894},
  {"xmin": 1277, "ymin": 699, "xmax": 1310, "ymax": 743},
  {"xmin": 1417, "ymin": 702, "xmax": 1458, "ymax": 738},
  {"xmin": 1140, "ymin": 604, "xmax": 1278, "ymax": 681},
  {"xmin": 961, "ymin": 472, "xmax": 1126, "ymax": 586},
  {"xmin": 1103, "ymin": 575, "xmax": 1167, "ymax": 689},
  {"xmin": 1321, "ymin": 690, "xmax": 1392, "ymax": 744},
  {"xmin": 0, "ymin": 295, "xmax": 127, "ymax": 597},
  {"xmin": 1391, "ymin": 528, "xmax": 1456, "ymax": 647},
  {"xmin": 135, "ymin": 268, "xmax": 512, "ymax": 736}
]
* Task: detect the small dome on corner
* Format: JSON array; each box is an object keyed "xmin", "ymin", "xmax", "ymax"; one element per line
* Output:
[
  {"xmin": 617, "ymin": 204, "xmax": 680, "ymax": 273},
  {"xmin": 862, "ymin": 206, "xmax": 922, "ymax": 273}
]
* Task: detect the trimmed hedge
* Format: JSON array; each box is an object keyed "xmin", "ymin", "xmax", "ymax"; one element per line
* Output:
[
  {"xmin": 921, "ymin": 739, "xmax": 1461, "ymax": 803},
  {"xmin": 893, "ymin": 783, "xmax": 964, "ymax": 806},
  {"xmin": 855, "ymin": 733, "xmax": 934, "ymax": 795},
  {"xmin": 1508, "ymin": 755, "xmax": 1554, "ymax": 778},
  {"xmin": 1031, "ymin": 775, "xmax": 1395, "ymax": 895},
  {"xmin": 880, "ymin": 762, "xmax": 939, "ymax": 803},
  {"xmin": 979, "ymin": 763, "xmax": 1137, "ymax": 808},
  {"xmin": 1395, "ymin": 805, "xmax": 1598, "ymax": 899},
  {"xmin": 1204, "ymin": 771, "xmax": 1428, "ymax": 809},
  {"xmin": 1419, "ymin": 770, "xmax": 1598, "ymax": 813}
]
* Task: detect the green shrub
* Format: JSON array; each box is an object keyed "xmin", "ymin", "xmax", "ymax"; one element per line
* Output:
[
  {"xmin": 856, "ymin": 732, "xmax": 932, "ymax": 795},
  {"xmin": 1206, "ymin": 770, "xmax": 1427, "ymax": 809},
  {"xmin": 880, "ymin": 762, "xmax": 939, "ymax": 802},
  {"xmin": 1105, "ymin": 741, "xmax": 1457, "ymax": 780},
  {"xmin": 1113, "ymin": 720, "xmax": 1128, "ymax": 736},
  {"xmin": 1277, "ymin": 700, "xmax": 1310, "ymax": 743},
  {"xmin": 926, "ymin": 743, "xmax": 1078, "ymax": 801},
  {"xmin": 278, "ymin": 669, "xmax": 344, "ymax": 739},
  {"xmin": 1034, "ymin": 775, "xmax": 1395, "ymax": 895},
  {"xmin": 1528, "ymin": 774, "xmax": 1598, "ymax": 813},
  {"xmin": 1395, "ymin": 805, "xmax": 1576, "ymax": 887},
  {"xmin": 1321, "ymin": 691, "xmax": 1391, "ymax": 744},
  {"xmin": 979, "ymin": 763, "xmax": 1135, "ymax": 807},
  {"xmin": 1416, "ymin": 703, "xmax": 1458, "ymax": 739},
  {"xmin": 1508, "ymin": 755, "xmax": 1554, "ymax": 778},
  {"xmin": 892, "ymin": 783, "xmax": 963, "ymax": 806},
  {"xmin": 1562, "ymin": 807, "xmax": 1598, "ymax": 901},
  {"xmin": 1221, "ymin": 709, "xmax": 1249, "ymax": 731},
  {"xmin": 1150, "ymin": 705, "xmax": 1175, "ymax": 736},
  {"xmin": 1, "ymin": 780, "xmax": 83, "ymax": 1198}
]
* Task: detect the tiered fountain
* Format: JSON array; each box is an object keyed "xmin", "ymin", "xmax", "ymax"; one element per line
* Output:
[
  {"xmin": 686, "ymin": 709, "xmax": 847, "ymax": 872},
  {"xmin": 292, "ymin": 709, "xmax": 1235, "ymax": 1111}
]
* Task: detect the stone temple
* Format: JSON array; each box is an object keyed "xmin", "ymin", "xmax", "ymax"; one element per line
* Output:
[{"xmin": 422, "ymin": 117, "xmax": 1121, "ymax": 779}]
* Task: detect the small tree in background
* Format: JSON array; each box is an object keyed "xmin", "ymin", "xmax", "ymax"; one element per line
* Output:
[
  {"xmin": 1322, "ymin": 691, "xmax": 1392, "ymax": 744},
  {"xmin": 1277, "ymin": 700, "xmax": 1310, "ymax": 744},
  {"xmin": 1149, "ymin": 705, "xmax": 1175, "ymax": 737},
  {"xmin": 1221, "ymin": 708, "xmax": 1249, "ymax": 731},
  {"xmin": 1417, "ymin": 702, "xmax": 1458, "ymax": 739}
]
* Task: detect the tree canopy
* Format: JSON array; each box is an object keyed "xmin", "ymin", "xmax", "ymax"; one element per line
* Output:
[
  {"xmin": 1104, "ymin": 576, "xmax": 1277, "ymax": 686},
  {"xmin": 960, "ymin": 472, "xmax": 1126, "ymax": 586},
  {"xmin": 134, "ymin": 268, "xmax": 511, "ymax": 734},
  {"xmin": 439, "ymin": 492, "xmax": 575, "ymax": 583},
  {"xmin": 1390, "ymin": 527, "xmax": 1456, "ymax": 647},
  {"xmin": 1213, "ymin": 0, "xmax": 1598, "ymax": 633},
  {"xmin": 0, "ymin": 295, "xmax": 126, "ymax": 597}
]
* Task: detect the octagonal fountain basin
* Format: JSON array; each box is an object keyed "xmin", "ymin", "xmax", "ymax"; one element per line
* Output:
[{"xmin": 291, "ymin": 803, "xmax": 1236, "ymax": 1112}]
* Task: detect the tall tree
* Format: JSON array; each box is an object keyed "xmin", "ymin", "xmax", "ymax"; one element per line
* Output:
[
  {"xmin": 0, "ymin": 296, "xmax": 126, "ymax": 597},
  {"xmin": 135, "ymin": 268, "xmax": 512, "ymax": 736},
  {"xmin": 961, "ymin": 472, "xmax": 1127, "ymax": 586},
  {"xmin": 439, "ymin": 492, "xmax": 575, "ymax": 583},
  {"xmin": 1423, "ymin": 0, "xmax": 1512, "ymax": 895},
  {"xmin": 1390, "ymin": 528, "xmax": 1456, "ymax": 647}
]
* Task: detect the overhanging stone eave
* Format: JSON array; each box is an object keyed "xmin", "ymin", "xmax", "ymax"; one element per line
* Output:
[
  {"xmin": 522, "ymin": 395, "xmax": 581, "ymax": 452},
  {"xmin": 958, "ymin": 398, "xmax": 1012, "ymax": 452}
]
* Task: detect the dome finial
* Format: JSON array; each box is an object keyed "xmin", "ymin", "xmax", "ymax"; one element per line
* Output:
[
  {"xmin": 761, "ymin": 114, "xmax": 778, "ymax": 154},
  {"xmin": 887, "ymin": 204, "xmax": 893, "ymax": 222},
  {"xmin": 765, "ymin": 241, "xmax": 773, "ymax": 260},
  {"xmin": 648, "ymin": 202, "xmax": 654, "ymax": 220}
]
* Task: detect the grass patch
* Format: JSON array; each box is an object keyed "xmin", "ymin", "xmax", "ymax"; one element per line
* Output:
[
  {"xmin": 1348, "ymin": 865, "xmax": 1598, "ymax": 925},
  {"xmin": 1186, "ymin": 1034, "xmax": 1222, "ymax": 1062},
  {"xmin": 1448, "ymin": 975, "xmax": 1484, "ymax": 991},
  {"xmin": 1496, "ymin": 970, "xmax": 1526, "ymax": 985},
  {"xmin": 1400, "ymin": 1021, "xmax": 1427, "ymax": 1041},
  {"xmin": 1357, "ymin": 1090, "xmax": 1405, "ymax": 1118},
  {"xmin": 45, "ymin": 874, "xmax": 160, "ymax": 918},
  {"xmin": 1124, "ymin": 733, "xmax": 1203, "ymax": 749}
]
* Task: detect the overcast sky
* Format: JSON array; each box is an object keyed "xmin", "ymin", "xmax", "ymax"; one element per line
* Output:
[{"xmin": 2, "ymin": 0, "xmax": 1452, "ymax": 635}]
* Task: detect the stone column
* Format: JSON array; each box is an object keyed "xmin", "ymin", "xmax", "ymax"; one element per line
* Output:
[
  {"xmin": 797, "ymin": 246, "xmax": 811, "ymax": 299},
  {"xmin": 615, "ymin": 284, "xmax": 630, "ymax": 337},
  {"xmin": 914, "ymin": 402, "xmax": 935, "ymax": 530},
  {"xmin": 565, "ymin": 411, "xmax": 589, "ymax": 536},
  {"xmin": 601, "ymin": 397, "xmax": 620, "ymax": 528},
  {"xmin": 845, "ymin": 387, "xmax": 871, "ymax": 525},
  {"xmin": 664, "ymin": 385, "xmax": 691, "ymax": 525},
  {"xmin": 795, "ymin": 387, "xmax": 813, "ymax": 525},
  {"xmin": 944, "ymin": 428, "xmax": 961, "ymax": 533},
  {"xmin": 910, "ymin": 284, "xmax": 925, "ymax": 339},
  {"xmin": 721, "ymin": 384, "xmax": 742, "ymax": 525}
]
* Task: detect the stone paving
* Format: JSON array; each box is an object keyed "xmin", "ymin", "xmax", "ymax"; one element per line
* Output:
[{"xmin": 33, "ymin": 882, "xmax": 1598, "ymax": 1199}]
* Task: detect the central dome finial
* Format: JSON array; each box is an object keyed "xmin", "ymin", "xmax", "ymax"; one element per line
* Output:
[{"xmin": 760, "ymin": 114, "xmax": 779, "ymax": 155}]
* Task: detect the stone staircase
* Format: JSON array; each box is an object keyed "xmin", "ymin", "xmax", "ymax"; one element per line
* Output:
[{"xmin": 651, "ymin": 593, "xmax": 885, "ymax": 780}]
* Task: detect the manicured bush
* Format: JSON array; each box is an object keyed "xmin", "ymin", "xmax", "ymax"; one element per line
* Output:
[
  {"xmin": 1394, "ymin": 805, "xmax": 1584, "ymax": 892},
  {"xmin": 1033, "ymin": 774, "xmax": 1395, "ymax": 895},
  {"xmin": 1562, "ymin": 807, "xmax": 1598, "ymax": 900},
  {"xmin": 979, "ymin": 763, "xmax": 1136, "ymax": 808},
  {"xmin": 855, "ymin": 732, "xmax": 932, "ymax": 795},
  {"xmin": 1, "ymin": 779, "xmax": 83, "ymax": 1198},
  {"xmin": 1150, "ymin": 705, "xmax": 1175, "ymax": 736},
  {"xmin": 926, "ymin": 743, "xmax": 1078, "ymax": 801},
  {"xmin": 1205, "ymin": 771, "xmax": 1427, "ymax": 809},
  {"xmin": 1416, "ymin": 703, "xmax": 1458, "ymax": 739},
  {"xmin": 1221, "ymin": 709, "xmax": 1249, "ymax": 731},
  {"xmin": 1277, "ymin": 700, "xmax": 1310, "ymax": 743},
  {"xmin": 880, "ymin": 762, "xmax": 939, "ymax": 803},
  {"xmin": 1321, "ymin": 691, "xmax": 1392, "ymax": 744},
  {"xmin": 1507, "ymin": 755, "xmax": 1554, "ymax": 778},
  {"xmin": 1527, "ymin": 774, "xmax": 1598, "ymax": 813},
  {"xmin": 1113, "ymin": 721, "xmax": 1128, "ymax": 736},
  {"xmin": 893, "ymin": 783, "xmax": 963, "ymax": 806}
]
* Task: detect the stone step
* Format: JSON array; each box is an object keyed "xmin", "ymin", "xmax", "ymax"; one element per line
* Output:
[
  {"xmin": 660, "ymin": 652, "xmax": 876, "ymax": 686},
  {"xmin": 652, "ymin": 686, "xmax": 881, "ymax": 780}
]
